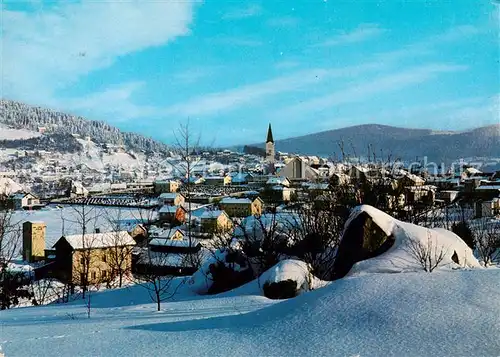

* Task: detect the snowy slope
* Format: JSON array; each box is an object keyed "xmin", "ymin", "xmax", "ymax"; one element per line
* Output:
[
  {"xmin": 1, "ymin": 270, "xmax": 498, "ymax": 357},
  {"xmin": 0, "ymin": 124, "xmax": 41, "ymax": 140}
]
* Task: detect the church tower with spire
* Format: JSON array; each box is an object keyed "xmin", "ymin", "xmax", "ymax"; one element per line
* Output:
[{"xmin": 265, "ymin": 123, "xmax": 275, "ymax": 165}]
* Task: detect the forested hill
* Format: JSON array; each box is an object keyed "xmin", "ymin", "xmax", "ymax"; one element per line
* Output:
[{"xmin": 0, "ymin": 99, "xmax": 168, "ymax": 153}]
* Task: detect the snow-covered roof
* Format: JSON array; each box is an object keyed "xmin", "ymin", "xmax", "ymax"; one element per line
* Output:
[
  {"xmin": 159, "ymin": 193, "xmax": 180, "ymax": 199},
  {"xmin": 476, "ymin": 185, "xmax": 500, "ymax": 191},
  {"xmin": 266, "ymin": 177, "xmax": 289, "ymax": 185},
  {"xmin": 200, "ymin": 210, "xmax": 226, "ymax": 219},
  {"xmin": 220, "ymin": 197, "xmax": 252, "ymax": 204},
  {"xmin": 57, "ymin": 231, "xmax": 135, "ymax": 250},
  {"xmin": 149, "ymin": 237, "xmax": 200, "ymax": 248},
  {"xmin": 159, "ymin": 205, "xmax": 181, "ymax": 213}
]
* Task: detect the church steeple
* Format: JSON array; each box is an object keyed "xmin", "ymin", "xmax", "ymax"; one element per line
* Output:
[{"xmin": 266, "ymin": 123, "xmax": 274, "ymax": 143}]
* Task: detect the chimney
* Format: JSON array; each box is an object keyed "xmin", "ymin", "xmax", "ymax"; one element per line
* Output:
[{"xmin": 95, "ymin": 228, "xmax": 100, "ymax": 234}]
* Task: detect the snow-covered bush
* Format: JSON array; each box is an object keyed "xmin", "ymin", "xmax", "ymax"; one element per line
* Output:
[{"xmin": 188, "ymin": 247, "xmax": 253, "ymax": 295}]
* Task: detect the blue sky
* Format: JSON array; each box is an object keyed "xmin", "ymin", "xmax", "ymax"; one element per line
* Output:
[{"xmin": 1, "ymin": 0, "xmax": 498, "ymax": 146}]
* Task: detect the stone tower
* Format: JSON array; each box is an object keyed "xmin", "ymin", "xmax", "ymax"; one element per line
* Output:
[
  {"xmin": 23, "ymin": 221, "xmax": 46, "ymax": 263},
  {"xmin": 265, "ymin": 123, "xmax": 275, "ymax": 164}
]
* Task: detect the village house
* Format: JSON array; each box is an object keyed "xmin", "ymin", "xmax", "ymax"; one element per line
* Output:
[
  {"xmin": 158, "ymin": 192, "xmax": 185, "ymax": 207},
  {"xmin": 398, "ymin": 173, "xmax": 425, "ymax": 187},
  {"xmin": 67, "ymin": 181, "xmax": 89, "ymax": 198},
  {"xmin": 153, "ymin": 180, "xmax": 180, "ymax": 194},
  {"xmin": 436, "ymin": 190, "xmax": 460, "ymax": 204},
  {"xmin": 230, "ymin": 173, "xmax": 253, "ymax": 185},
  {"xmin": 158, "ymin": 205, "xmax": 187, "ymax": 225},
  {"xmin": 52, "ymin": 231, "xmax": 136, "ymax": 285},
  {"xmin": 7, "ymin": 192, "xmax": 40, "ymax": 210},
  {"xmin": 475, "ymin": 198, "xmax": 500, "ymax": 218},
  {"xmin": 278, "ymin": 157, "xmax": 319, "ymax": 183},
  {"xmin": 199, "ymin": 210, "xmax": 233, "ymax": 233},
  {"xmin": 219, "ymin": 197, "xmax": 263, "ymax": 217},
  {"xmin": 149, "ymin": 229, "xmax": 201, "ymax": 254}
]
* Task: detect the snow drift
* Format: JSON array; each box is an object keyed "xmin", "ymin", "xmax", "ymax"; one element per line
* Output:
[
  {"xmin": 1, "ymin": 269, "xmax": 499, "ymax": 357},
  {"xmin": 334, "ymin": 205, "xmax": 480, "ymax": 278}
]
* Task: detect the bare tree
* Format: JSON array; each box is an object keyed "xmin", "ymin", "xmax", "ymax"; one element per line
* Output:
[
  {"xmin": 135, "ymin": 243, "xmax": 184, "ymax": 311},
  {"xmin": 104, "ymin": 208, "xmax": 135, "ymax": 287},
  {"xmin": 0, "ymin": 197, "xmax": 21, "ymax": 267},
  {"xmin": 64, "ymin": 203, "xmax": 99, "ymax": 299},
  {"xmin": 30, "ymin": 278, "xmax": 62, "ymax": 306},
  {"xmin": 172, "ymin": 121, "xmax": 202, "ymax": 270},
  {"xmin": 287, "ymin": 200, "xmax": 342, "ymax": 280},
  {"xmin": 406, "ymin": 230, "xmax": 448, "ymax": 272},
  {"xmin": 471, "ymin": 218, "xmax": 500, "ymax": 266}
]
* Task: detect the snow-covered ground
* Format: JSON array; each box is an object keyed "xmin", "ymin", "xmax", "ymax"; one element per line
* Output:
[
  {"xmin": 1, "ymin": 269, "xmax": 499, "ymax": 357},
  {"xmin": 0, "ymin": 124, "xmax": 41, "ymax": 140}
]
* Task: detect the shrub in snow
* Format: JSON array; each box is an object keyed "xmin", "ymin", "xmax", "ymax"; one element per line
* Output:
[
  {"xmin": 332, "ymin": 205, "xmax": 480, "ymax": 279},
  {"xmin": 188, "ymin": 248, "xmax": 253, "ymax": 295},
  {"xmin": 263, "ymin": 279, "xmax": 298, "ymax": 300},
  {"xmin": 0, "ymin": 266, "xmax": 33, "ymax": 309}
]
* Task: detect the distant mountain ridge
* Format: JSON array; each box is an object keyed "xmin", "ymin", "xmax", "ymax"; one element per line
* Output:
[
  {"xmin": 0, "ymin": 99, "xmax": 168, "ymax": 153},
  {"xmin": 255, "ymin": 124, "xmax": 500, "ymax": 163}
]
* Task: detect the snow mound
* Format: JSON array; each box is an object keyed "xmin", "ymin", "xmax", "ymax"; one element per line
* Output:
[
  {"xmin": 226, "ymin": 259, "xmax": 327, "ymax": 297},
  {"xmin": 342, "ymin": 205, "xmax": 480, "ymax": 276}
]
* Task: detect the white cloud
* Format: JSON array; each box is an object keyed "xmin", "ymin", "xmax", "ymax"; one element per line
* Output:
[
  {"xmin": 1, "ymin": 0, "xmax": 198, "ymax": 104},
  {"xmin": 274, "ymin": 61, "xmax": 301, "ymax": 70},
  {"xmin": 173, "ymin": 67, "xmax": 217, "ymax": 85},
  {"xmin": 277, "ymin": 64, "xmax": 468, "ymax": 117},
  {"xmin": 316, "ymin": 23, "xmax": 386, "ymax": 47},
  {"xmin": 164, "ymin": 62, "xmax": 384, "ymax": 117},
  {"xmin": 222, "ymin": 4, "xmax": 262, "ymax": 19},
  {"xmin": 376, "ymin": 25, "xmax": 481, "ymax": 62},
  {"xmin": 267, "ymin": 16, "xmax": 300, "ymax": 27},
  {"xmin": 60, "ymin": 82, "xmax": 160, "ymax": 122},
  {"xmin": 211, "ymin": 37, "xmax": 263, "ymax": 47}
]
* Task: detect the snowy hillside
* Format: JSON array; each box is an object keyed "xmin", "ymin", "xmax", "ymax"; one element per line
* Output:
[
  {"xmin": 0, "ymin": 99, "xmax": 168, "ymax": 153},
  {"xmin": 0, "ymin": 124, "xmax": 41, "ymax": 140},
  {"xmin": 1, "ymin": 270, "xmax": 499, "ymax": 357}
]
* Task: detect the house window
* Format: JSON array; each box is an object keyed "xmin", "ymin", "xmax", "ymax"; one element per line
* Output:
[
  {"xmin": 80, "ymin": 273, "xmax": 85, "ymax": 283},
  {"xmin": 80, "ymin": 257, "xmax": 84, "ymax": 265},
  {"xmin": 102, "ymin": 254, "xmax": 107, "ymax": 263},
  {"xmin": 92, "ymin": 271, "xmax": 97, "ymax": 280},
  {"xmin": 101, "ymin": 270, "xmax": 107, "ymax": 278}
]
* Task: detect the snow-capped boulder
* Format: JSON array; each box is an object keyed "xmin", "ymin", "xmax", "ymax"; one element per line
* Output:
[
  {"xmin": 258, "ymin": 259, "xmax": 315, "ymax": 299},
  {"xmin": 332, "ymin": 205, "xmax": 480, "ymax": 279}
]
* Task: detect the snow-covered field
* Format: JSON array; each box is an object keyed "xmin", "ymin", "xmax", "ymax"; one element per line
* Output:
[
  {"xmin": 0, "ymin": 125, "xmax": 41, "ymax": 140},
  {"xmin": 1, "ymin": 270, "xmax": 499, "ymax": 357}
]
